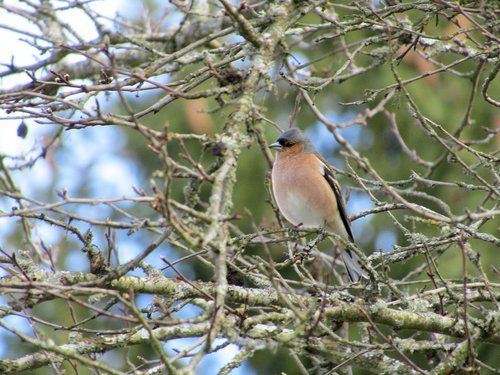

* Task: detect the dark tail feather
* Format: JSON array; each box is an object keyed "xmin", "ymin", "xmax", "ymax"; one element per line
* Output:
[{"xmin": 341, "ymin": 248, "xmax": 368, "ymax": 283}]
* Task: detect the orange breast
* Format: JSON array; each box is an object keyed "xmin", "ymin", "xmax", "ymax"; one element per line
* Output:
[{"xmin": 272, "ymin": 152, "xmax": 338, "ymax": 228}]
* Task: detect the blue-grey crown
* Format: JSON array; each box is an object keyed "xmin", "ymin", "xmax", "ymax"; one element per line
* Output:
[{"xmin": 276, "ymin": 128, "xmax": 315, "ymax": 152}]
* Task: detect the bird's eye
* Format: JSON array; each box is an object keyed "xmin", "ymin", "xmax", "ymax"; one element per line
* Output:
[{"xmin": 279, "ymin": 139, "xmax": 293, "ymax": 148}]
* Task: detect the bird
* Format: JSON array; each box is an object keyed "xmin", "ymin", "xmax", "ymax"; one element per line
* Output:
[{"xmin": 269, "ymin": 128, "xmax": 367, "ymax": 283}]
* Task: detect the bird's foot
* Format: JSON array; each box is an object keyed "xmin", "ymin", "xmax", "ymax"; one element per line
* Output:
[
  {"xmin": 288, "ymin": 223, "xmax": 303, "ymax": 242},
  {"xmin": 294, "ymin": 230, "xmax": 326, "ymax": 264}
]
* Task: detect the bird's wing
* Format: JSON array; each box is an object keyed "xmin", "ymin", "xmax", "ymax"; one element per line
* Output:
[{"xmin": 317, "ymin": 154, "xmax": 355, "ymax": 242}]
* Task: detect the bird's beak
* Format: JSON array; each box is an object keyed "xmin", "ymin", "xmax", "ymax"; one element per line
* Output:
[{"xmin": 269, "ymin": 142, "xmax": 282, "ymax": 151}]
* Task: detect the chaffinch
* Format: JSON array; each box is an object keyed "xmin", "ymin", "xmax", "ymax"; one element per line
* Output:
[{"xmin": 269, "ymin": 128, "xmax": 367, "ymax": 283}]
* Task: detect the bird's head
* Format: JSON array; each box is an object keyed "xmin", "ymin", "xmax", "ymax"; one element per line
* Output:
[{"xmin": 269, "ymin": 128, "xmax": 315, "ymax": 155}]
